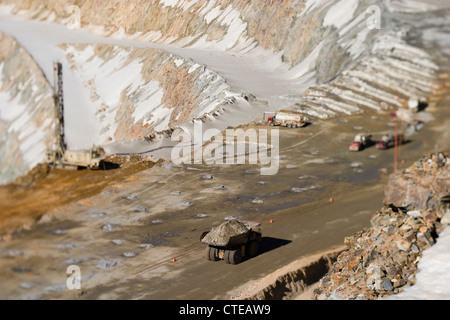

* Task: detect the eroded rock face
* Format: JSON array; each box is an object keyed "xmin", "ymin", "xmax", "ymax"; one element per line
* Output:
[
  {"xmin": 0, "ymin": 0, "xmax": 328, "ymax": 65},
  {"xmin": 384, "ymin": 152, "xmax": 449, "ymax": 210},
  {"xmin": 3, "ymin": 1, "xmax": 445, "ymax": 118},
  {"xmin": 314, "ymin": 152, "xmax": 449, "ymax": 300},
  {"xmin": 62, "ymin": 43, "xmax": 238, "ymax": 144},
  {"xmin": 0, "ymin": 32, "xmax": 55, "ymax": 185}
]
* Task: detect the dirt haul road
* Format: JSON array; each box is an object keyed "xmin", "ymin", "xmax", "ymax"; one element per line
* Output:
[{"xmin": 0, "ymin": 90, "xmax": 449, "ymax": 300}]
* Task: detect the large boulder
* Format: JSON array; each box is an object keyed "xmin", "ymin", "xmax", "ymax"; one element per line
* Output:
[{"xmin": 384, "ymin": 152, "xmax": 449, "ymax": 210}]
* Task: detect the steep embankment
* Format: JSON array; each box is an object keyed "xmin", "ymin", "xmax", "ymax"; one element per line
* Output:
[
  {"xmin": 313, "ymin": 152, "xmax": 450, "ymax": 300},
  {"xmin": 3, "ymin": 0, "xmax": 445, "ymax": 116},
  {"xmin": 227, "ymin": 248, "xmax": 343, "ymax": 300},
  {"xmin": 0, "ymin": 32, "xmax": 55, "ymax": 185},
  {"xmin": 61, "ymin": 43, "xmax": 242, "ymax": 145}
]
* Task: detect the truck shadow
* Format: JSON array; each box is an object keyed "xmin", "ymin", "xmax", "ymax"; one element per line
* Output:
[
  {"xmin": 77, "ymin": 161, "xmax": 121, "ymax": 171},
  {"xmin": 377, "ymin": 139, "xmax": 412, "ymax": 150},
  {"xmin": 100, "ymin": 161, "xmax": 121, "ymax": 170},
  {"xmin": 257, "ymin": 236, "xmax": 292, "ymax": 256},
  {"xmin": 240, "ymin": 237, "xmax": 291, "ymax": 263}
]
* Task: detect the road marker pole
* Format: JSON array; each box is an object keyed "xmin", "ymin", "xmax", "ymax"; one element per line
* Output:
[{"xmin": 394, "ymin": 112, "xmax": 398, "ymax": 175}]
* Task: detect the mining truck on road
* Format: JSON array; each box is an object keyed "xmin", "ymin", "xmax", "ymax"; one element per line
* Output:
[
  {"xmin": 376, "ymin": 133, "xmax": 404, "ymax": 150},
  {"xmin": 200, "ymin": 220, "xmax": 262, "ymax": 265},
  {"xmin": 264, "ymin": 111, "xmax": 308, "ymax": 128},
  {"xmin": 349, "ymin": 133, "xmax": 373, "ymax": 152}
]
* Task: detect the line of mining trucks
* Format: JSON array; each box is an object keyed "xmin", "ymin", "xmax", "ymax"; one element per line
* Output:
[
  {"xmin": 262, "ymin": 111, "xmax": 404, "ymax": 152},
  {"xmin": 262, "ymin": 108, "xmax": 419, "ymax": 153},
  {"xmin": 348, "ymin": 98, "xmax": 428, "ymax": 152},
  {"xmin": 349, "ymin": 132, "xmax": 405, "ymax": 152}
]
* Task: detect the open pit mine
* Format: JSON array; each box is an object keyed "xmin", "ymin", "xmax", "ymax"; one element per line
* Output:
[{"xmin": 0, "ymin": 0, "xmax": 449, "ymax": 304}]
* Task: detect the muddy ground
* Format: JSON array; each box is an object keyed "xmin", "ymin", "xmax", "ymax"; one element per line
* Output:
[
  {"xmin": 0, "ymin": 86, "xmax": 449, "ymax": 300},
  {"xmin": 0, "ymin": 155, "xmax": 158, "ymax": 237}
]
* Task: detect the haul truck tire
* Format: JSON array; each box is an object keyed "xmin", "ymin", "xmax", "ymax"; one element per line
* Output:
[
  {"xmin": 225, "ymin": 249, "xmax": 242, "ymax": 265},
  {"xmin": 206, "ymin": 246, "xmax": 219, "ymax": 261}
]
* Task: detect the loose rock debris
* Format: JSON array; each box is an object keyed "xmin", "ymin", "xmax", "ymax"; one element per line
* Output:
[
  {"xmin": 314, "ymin": 205, "xmax": 443, "ymax": 300},
  {"xmin": 314, "ymin": 151, "xmax": 449, "ymax": 300}
]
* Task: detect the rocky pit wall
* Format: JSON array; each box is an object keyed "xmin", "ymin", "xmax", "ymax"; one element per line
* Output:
[
  {"xmin": 0, "ymin": 22, "xmax": 246, "ymax": 184},
  {"xmin": 298, "ymin": 31, "xmax": 442, "ymax": 119},
  {"xmin": 313, "ymin": 152, "xmax": 449, "ymax": 300},
  {"xmin": 0, "ymin": 0, "xmax": 342, "ymax": 68},
  {"xmin": 0, "ymin": 32, "xmax": 55, "ymax": 185},
  {"xmin": 2, "ymin": 0, "xmax": 446, "ymax": 115},
  {"xmin": 61, "ymin": 42, "xmax": 241, "ymax": 145},
  {"xmin": 1, "ymin": 1, "xmax": 449, "ymax": 184}
]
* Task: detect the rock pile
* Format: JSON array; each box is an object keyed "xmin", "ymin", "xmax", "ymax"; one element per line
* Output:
[
  {"xmin": 414, "ymin": 152, "xmax": 448, "ymax": 174},
  {"xmin": 314, "ymin": 151, "xmax": 449, "ymax": 300},
  {"xmin": 201, "ymin": 219, "xmax": 249, "ymax": 247},
  {"xmin": 384, "ymin": 152, "xmax": 449, "ymax": 210}
]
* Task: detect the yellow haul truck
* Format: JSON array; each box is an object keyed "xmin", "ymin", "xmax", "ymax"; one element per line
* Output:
[{"xmin": 200, "ymin": 220, "xmax": 262, "ymax": 265}]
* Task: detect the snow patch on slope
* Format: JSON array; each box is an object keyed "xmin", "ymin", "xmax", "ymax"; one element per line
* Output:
[
  {"xmin": 63, "ymin": 43, "xmax": 244, "ymax": 144},
  {"xmin": 386, "ymin": 227, "xmax": 450, "ymax": 300},
  {"xmin": 323, "ymin": 0, "xmax": 359, "ymax": 29},
  {"xmin": 65, "ymin": 44, "xmax": 170, "ymax": 143}
]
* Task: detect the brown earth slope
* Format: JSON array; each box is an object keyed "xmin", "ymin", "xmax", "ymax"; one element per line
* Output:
[{"xmin": 0, "ymin": 155, "xmax": 157, "ymax": 239}]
